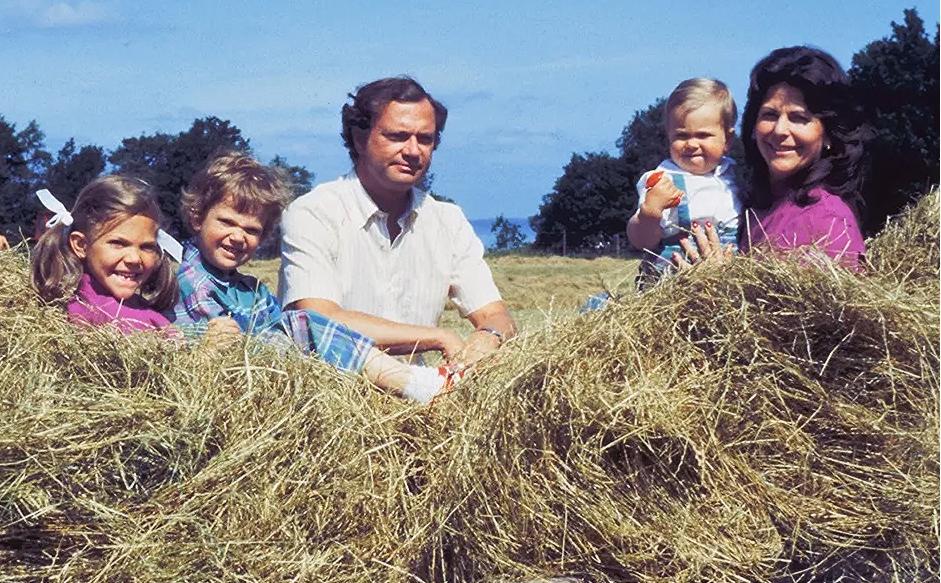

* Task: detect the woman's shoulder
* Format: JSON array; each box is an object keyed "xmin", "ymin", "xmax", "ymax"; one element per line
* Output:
[{"xmin": 804, "ymin": 187, "xmax": 859, "ymax": 221}]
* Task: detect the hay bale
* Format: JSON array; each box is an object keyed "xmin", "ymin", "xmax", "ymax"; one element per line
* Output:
[
  {"xmin": 867, "ymin": 188, "xmax": 939, "ymax": 291},
  {"xmin": 0, "ymin": 191, "xmax": 937, "ymax": 582},
  {"xmin": 413, "ymin": 192, "xmax": 939, "ymax": 582}
]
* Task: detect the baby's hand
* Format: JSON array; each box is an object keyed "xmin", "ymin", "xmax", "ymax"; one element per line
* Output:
[
  {"xmin": 203, "ymin": 316, "xmax": 242, "ymax": 349},
  {"xmin": 640, "ymin": 171, "xmax": 684, "ymax": 218}
]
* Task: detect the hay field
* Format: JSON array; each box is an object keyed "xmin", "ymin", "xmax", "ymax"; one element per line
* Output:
[
  {"xmin": 243, "ymin": 254, "xmax": 641, "ymax": 333},
  {"xmin": 0, "ymin": 193, "xmax": 938, "ymax": 582}
]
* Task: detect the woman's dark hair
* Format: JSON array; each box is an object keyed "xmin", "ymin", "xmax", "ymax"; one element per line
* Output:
[
  {"xmin": 341, "ymin": 76, "xmax": 448, "ymax": 162},
  {"xmin": 740, "ymin": 46, "xmax": 870, "ymax": 214}
]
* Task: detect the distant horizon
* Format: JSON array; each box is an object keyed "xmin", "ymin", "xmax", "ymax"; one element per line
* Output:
[{"xmin": 470, "ymin": 217, "xmax": 536, "ymax": 249}]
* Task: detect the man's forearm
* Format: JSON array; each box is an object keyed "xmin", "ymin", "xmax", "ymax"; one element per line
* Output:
[{"xmin": 287, "ymin": 298, "xmax": 461, "ymax": 356}]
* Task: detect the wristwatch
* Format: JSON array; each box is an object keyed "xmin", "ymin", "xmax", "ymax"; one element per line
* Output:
[{"xmin": 477, "ymin": 327, "xmax": 504, "ymax": 345}]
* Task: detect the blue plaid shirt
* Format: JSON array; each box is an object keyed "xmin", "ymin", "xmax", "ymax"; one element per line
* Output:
[{"xmin": 167, "ymin": 240, "xmax": 374, "ymax": 372}]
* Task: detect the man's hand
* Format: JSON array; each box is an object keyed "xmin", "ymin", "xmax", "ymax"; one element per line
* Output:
[
  {"xmin": 436, "ymin": 328, "xmax": 466, "ymax": 362},
  {"xmin": 458, "ymin": 301, "xmax": 516, "ymax": 366},
  {"xmin": 460, "ymin": 329, "xmax": 503, "ymax": 365},
  {"xmin": 0, "ymin": 234, "xmax": 9, "ymax": 251}
]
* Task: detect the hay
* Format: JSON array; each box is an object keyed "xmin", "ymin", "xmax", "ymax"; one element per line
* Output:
[{"xmin": 0, "ymin": 191, "xmax": 937, "ymax": 582}]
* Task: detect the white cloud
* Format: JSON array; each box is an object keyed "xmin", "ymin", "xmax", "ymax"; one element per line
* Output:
[
  {"xmin": 38, "ymin": 1, "xmax": 111, "ymax": 27},
  {"xmin": 0, "ymin": 1, "xmax": 115, "ymax": 28}
]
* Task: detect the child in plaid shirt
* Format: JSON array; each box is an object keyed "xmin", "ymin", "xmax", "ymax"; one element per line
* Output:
[{"xmin": 166, "ymin": 151, "xmax": 461, "ymax": 403}]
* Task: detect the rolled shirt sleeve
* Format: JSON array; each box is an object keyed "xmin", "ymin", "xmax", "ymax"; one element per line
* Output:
[{"xmin": 447, "ymin": 204, "xmax": 502, "ymax": 316}]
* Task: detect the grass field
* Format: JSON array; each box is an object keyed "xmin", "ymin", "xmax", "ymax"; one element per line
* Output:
[{"xmin": 243, "ymin": 253, "xmax": 641, "ymax": 333}]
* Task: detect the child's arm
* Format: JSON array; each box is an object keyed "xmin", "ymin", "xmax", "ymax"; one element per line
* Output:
[{"xmin": 627, "ymin": 171, "xmax": 684, "ymax": 251}]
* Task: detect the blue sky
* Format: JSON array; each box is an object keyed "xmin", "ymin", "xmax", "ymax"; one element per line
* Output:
[{"xmin": 1, "ymin": 1, "xmax": 937, "ymax": 219}]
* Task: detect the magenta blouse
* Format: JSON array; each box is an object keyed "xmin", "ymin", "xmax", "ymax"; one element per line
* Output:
[
  {"xmin": 67, "ymin": 274, "xmax": 171, "ymax": 334},
  {"xmin": 740, "ymin": 187, "xmax": 865, "ymax": 268}
]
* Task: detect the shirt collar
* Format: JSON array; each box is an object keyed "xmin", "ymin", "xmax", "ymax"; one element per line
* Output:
[
  {"xmin": 181, "ymin": 239, "xmax": 255, "ymax": 289},
  {"xmin": 76, "ymin": 272, "xmax": 145, "ymax": 309},
  {"xmin": 346, "ymin": 172, "xmax": 428, "ymax": 230},
  {"xmin": 660, "ymin": 157, "xmax": 734, "ymax": 177}
]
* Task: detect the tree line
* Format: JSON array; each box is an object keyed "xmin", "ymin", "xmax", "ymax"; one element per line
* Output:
[
  {"xmin": 531, "ymin": 9, "xmax": 939, "ymax": 252},
  {"xmin": 3, "ymin": 10, "xmax": 936, "ymax": 257},
  {"xmin": 0, "ymin": 116, "xmax": 312, "ymax": 257}
]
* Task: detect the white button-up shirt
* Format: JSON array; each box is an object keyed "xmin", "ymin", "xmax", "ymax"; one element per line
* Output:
[{"xmin": 279, "ymin": 174, "xmax": 502, "ymax": 328}]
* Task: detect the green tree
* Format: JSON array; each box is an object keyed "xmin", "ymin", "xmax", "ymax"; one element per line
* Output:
[
  {"xmin": 0, "ymin": 117, "xmax": 51, "ymax": 241},
  {"xmin": 491, "ymin": 214, "xmax": 526, "ymax": 250},
  {"xmin": 110, "ymin": 117, "xmax": 251, "ymax": 237},
  {"xmin": 617, "ymin": 99, "xmax": 668, "ymax": 177},
  {"xmin": 270, "ymin": 155, "xmax": 314, "ymax": 197},
  {"xmin": 44, "ymin": 138, "xmax": 106, "ymax": 208},
  {"xmin": 256, "ymin": 156, "xmax": 316, "ymax": 259},
  {"xmin": 529, "ymin": 100, "xmax": 667, "ymax": 252},
  {"xmin": 532, "ymin": 152, "xmax": 634, "ymax": 251},
  {"xmin": 849, "ymin": 8, "xmax": 940, "ymax": 233}
]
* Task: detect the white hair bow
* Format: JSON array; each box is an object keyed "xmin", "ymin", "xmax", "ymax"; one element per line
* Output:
[
  {"xmin": 34, "ymin": 188, "xmax": 184, "ymax": 263},
  {"xmin": 36, "ymin": 189, "xmax": 73, "ymax": 228},
  {"xmin": 157, "ymin": 230, "xmax": 183, "ymax": 263}
]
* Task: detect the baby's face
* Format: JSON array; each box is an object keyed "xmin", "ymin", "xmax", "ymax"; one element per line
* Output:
[{"xmin": 667, "ymin": 102, "xmax": 731, "ymax": 175}]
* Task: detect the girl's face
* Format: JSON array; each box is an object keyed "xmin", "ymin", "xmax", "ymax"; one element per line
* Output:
[
  {"xmin": 754, "ymin": 82, "xmax": 828, "ymax": 185},
  {"xmin": 69, "ymin": 214, "xmax": 161, "ymax": 300}
]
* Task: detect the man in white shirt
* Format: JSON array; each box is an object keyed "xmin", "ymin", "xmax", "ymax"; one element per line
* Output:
[{"xmin": 279, "ymin": 76, "xmax": 515, "ymax": 363}]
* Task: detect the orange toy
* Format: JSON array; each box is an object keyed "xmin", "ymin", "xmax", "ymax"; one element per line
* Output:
[
  {"xmin": 645, "ymin": 170, "xmax": 665, "ymax": 189},
  {"xmin": 645, "ymin": 170, "xmax": 681, "ymax": 208}
]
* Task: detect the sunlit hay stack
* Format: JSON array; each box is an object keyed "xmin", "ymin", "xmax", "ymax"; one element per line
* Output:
[
  {"xmin": 415, "ymin": 194, "xmax": 939, "ymax": 582},
  {"xmin": 866, "ymin": 188, "xmax": 939, "ymax": 293},
  {"xmin": 0, "ymin": 190, "xmax": 937, "ymax": 583},
  {"xmin": 95, "ymin": 368, "xmax": 442, "ymax": 582},
  {"xmin": 0, "ymin": 248, "xmax": 438, "ymax": 581}
]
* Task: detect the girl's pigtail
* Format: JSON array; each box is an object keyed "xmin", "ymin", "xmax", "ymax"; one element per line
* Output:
[
  {"xmin": 139, "ymin": 254, "xmax": 179, "ymax": 312},
  {"xmin": 30, "ymin": 224, "xmax": 84, "ymax": 303}
]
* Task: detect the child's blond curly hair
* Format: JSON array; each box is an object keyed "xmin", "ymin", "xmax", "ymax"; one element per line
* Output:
[{"xmin": 181, "ymin": 150, "xmax": 292, "ymax": 237}]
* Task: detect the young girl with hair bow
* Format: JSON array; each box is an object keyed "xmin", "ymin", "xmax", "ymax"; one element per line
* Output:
[{"xmin": 30, "ymin": 176, "xmax": 183, "ymax": 334}]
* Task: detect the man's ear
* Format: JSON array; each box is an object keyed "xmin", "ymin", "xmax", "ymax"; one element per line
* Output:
[
  {"xmin": 68, "ymin": 231, "xmax": 88, "ymax": 260},
  {"xmin": 351, "ymin": 126, "xmax": 369, "ymax": 158}
]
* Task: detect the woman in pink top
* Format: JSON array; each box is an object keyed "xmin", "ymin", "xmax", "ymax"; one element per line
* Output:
[{"xmin": 676, "ymin": 46, "xmax": 869, "ymax": 269}]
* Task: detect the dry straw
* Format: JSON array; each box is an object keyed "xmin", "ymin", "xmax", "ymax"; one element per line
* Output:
[{"xmin": 1, "ymin": 191, "xmax": 938, "ymax": 582}]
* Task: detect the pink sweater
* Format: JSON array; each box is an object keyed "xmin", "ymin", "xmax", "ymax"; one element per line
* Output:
[
  {"xmin": 740, "ymin": 187, "xmax": 865, "ymax": 268},
  {"xmin": 67, "ymin": 274, "xmax": 171, "ymax": 334}
]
